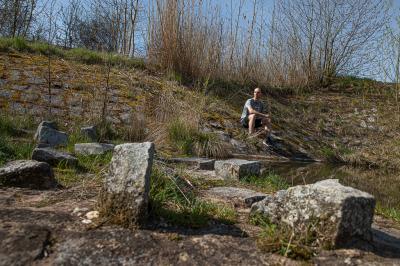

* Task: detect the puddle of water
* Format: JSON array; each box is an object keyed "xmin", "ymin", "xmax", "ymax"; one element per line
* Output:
[{"xmin": 262, "ymin": 162, "xmax": 400, "ymax": 211}]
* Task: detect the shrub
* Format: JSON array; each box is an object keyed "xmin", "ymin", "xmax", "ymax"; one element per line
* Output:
[{"xmin": 167, "ymin": 118, "xmax": 230, "ymax": 158}]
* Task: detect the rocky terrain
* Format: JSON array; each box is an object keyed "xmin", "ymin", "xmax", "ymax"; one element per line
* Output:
[{"xmin": 1, "ymin": 49, "xmax": 400, "ymax": 265}]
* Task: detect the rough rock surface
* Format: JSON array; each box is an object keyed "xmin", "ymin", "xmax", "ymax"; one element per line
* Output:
[
  {"xmin": 34, "ymin": 121, "xmax": 68, "ymax": 147},
  {"xmin": 99, "ymin": 142, "xmax": 155, "ymax": 226},
  {"xmin": 167, "ymin": 157, "xmax": 215, "ymax": 170},
  {"xmin": 205, "ymin": 187, "xmax": 266, "ymax": 207},
  {"xmin": 74, "ymin": 143, "xmax": 115, "ymax": 155},
  {"xmin": 251, "ymin": 179, "xmax": 375, "ymax": 247},
  {"xmin": 0, "ymin": 160, "xmax": 57, "ymax": 189},
  {"xmin": 32, "ymin": 148, "xmax": 78, "ymax": 167},
  {"xmin": 215, "ymin": 159, "xmax": 261, "ymax": 180},
  {"xmin": 80, "ymin": 126, "xmax": 97, "ymax": 141}
]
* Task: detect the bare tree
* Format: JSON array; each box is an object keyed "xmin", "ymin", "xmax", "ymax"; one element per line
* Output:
[
  {"xmin": 270, "ymin": 0, "xmax": 389, "ymax": 85},
  {"xmin": 0, "ymin": 0, "xmax": 37, "ymax": 37}
]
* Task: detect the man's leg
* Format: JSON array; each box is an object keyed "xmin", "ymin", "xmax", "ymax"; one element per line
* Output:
[
  {"xmin": 248, "ymin": 114, "xmax": 256, "ymax": 134},
  {"xmin": 262, "ymin": 117, "xmax": 271, "ymax": 136}
]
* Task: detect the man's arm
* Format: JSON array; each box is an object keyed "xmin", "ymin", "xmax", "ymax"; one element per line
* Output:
[{"xmin": 247, "ymin": 105, "xmax": 269, "ymax": 118}]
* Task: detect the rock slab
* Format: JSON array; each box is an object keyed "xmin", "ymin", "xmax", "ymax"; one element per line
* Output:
[
  {"xmin": 215, "ymin": 159, "xmax": 260, "ymax": 180},
  {"xmin": 99, "ymin": 142, "xmax": 155, "ymax": 226},
  {"xmin": 168, "ymin": 157, "xmax": 215, "ymax": 170},
  {"xmin": 80, "ymin": 126, "xmax": 97, "ymax": 141},
  {"xmin": 206, "ymin": 187, "xmax": 266, "ymax": 207},
  {"xmin": 0, "ymin": 160, "xmax": 57, "ymax": 189},
  {"xmin": 251, "ymin": 179, "xmax": 375, "ymax": 247},
  {"xmin": 34, "ymin": 121, "xmax": 68, "ymax": 147},
  {"xmin": 74, "ymin": 143, "xmax": 115, "ymax": 155},
  {"xmin": 32, "ymin": 148, "xmax": 78, "ymax": 167}
]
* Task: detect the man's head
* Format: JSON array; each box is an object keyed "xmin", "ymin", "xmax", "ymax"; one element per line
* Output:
[{"xmin": 253, "ymin": 88, "xmax": 262, "ymax": 100}]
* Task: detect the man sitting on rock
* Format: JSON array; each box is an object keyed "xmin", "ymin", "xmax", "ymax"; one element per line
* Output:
[{"xmin": 240, "ymin": 87, "xmax": 271, "ymax": 144}]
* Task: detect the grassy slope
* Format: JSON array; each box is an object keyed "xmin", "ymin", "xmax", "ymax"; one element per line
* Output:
[{"xmin": 1, "ymin": 46, "xmax": 400, "ymax": 167}]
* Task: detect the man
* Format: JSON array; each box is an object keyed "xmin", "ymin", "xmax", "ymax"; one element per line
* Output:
[{"xmin": 240, "ymin": 88, "xmax": 271, "ymax": 139}]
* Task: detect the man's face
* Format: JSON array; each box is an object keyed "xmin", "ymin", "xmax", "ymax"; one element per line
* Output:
[{"xmin": 254, "ymin": 88, "xmax": 262, "ymax": 100}]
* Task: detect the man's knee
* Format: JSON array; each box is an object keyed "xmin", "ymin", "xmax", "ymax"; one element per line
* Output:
[{"xmin": 248, "ymin": 114, "xmax": 256, "ymax": 121}]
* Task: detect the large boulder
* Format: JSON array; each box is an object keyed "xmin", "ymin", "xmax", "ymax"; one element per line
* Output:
[
  {"xmin": 80, "ymin": 126, "xmax": 97, "ymax": 141},
  {"xmin": 32, "ymin": 148, "xmax": 78, "ymax": 167},
  {"xmin": 0, "ymin": 160, "xmax": 57, "ymax": 189},
  {"xmin": 34, "ymin": 121, "xmax": 68, "ymax": 147},
  {"xmin": 74, "ymin": 143, "xmax": 115, "ymax": 155},
  {"xmin": 251, "ymin": 179, "xmax": 375, "ymax": 247},
  {"xmin": 215, "ymin": 159, "xmax": 261, "ymax": 180},
  {"xmin": 98, "ymin": 142, "xmax": 155, "ymax": 226}
]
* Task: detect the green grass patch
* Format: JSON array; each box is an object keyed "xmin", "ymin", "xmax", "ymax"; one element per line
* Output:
[
  {"xmin": 250, "ymin": 212, "xmax": 332, "ymax": 260},
  {"xmin": 0, "ymin": 114, "xmax": 36, "ymax": 166},
  {"xmin": 242, "ymin": 172, "xmax": 289, "ymax": 193},
  {"xmin": 376, "ymin": 204, "xmax": 400, "ymax": 223},
  {"xmin": 149, "ymin": 166, "xmax": 236, "ymax": 228},
  {"xmin": 0, "ymin": 136, "xmax": 34, "ymax": 166},
  {"xmin": 0, "ymin": 37, "xmax": 145, "ymax": 69},
  {"xmin": 75, "ymin": 153, "xmax": 113, "ymax": 175}
]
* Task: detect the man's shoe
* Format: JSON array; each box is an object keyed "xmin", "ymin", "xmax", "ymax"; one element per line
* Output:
[{"xmin": 262, "ymin": 139, "xmax": 271, "ymax": 148}]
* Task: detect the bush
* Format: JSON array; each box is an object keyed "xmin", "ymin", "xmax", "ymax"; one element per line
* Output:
[{"xmin": 167, "ymin": 118, "xmax": 230, "ymax": 158}]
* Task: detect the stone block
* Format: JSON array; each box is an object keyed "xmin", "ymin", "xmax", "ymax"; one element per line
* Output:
[
  {"xmin": 74, "ymin": 143, "xmax": 115, "ymax": 155},
  {"xmin": 98, "ymin": 142, "xmax": 155, "ymax": 226},
  {"xmin": 32, "ymin": 148, "xmax": 78, "ymax": 167},
  {"xmin": 34, "ymin": 121, "xmax": 68, "ymax": 147},
  {"xmin": 206, "ymin": 187, "xmax": 266, "ymax": 207},
  {"xmin": 80, "ymin": 126, "xmax": 97, "ymax": 141},
  {"xmin": 215, "ymin": 159, "xmax": 261, "ymax": 180},
  {"xmin": 251, "ymin": 179, "xmax": 376, "ymax": 247},
  {"xmin": 0, "ymin": 160, "xmax": 57, "ymax": 189}
]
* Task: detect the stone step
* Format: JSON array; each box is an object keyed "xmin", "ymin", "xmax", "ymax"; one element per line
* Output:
[
  {"xmin": 215, "ymin": 159, "xmax": 261, "ymax": 180},
  {"xmin": 163, "ymin": 157, "xmax": 215, "ymax": 170},
  {"xmin": 74, "ymin": 143, "xmax": 115, "ymax": 155},
  {"xmin": 205, "ymin": 186, "xmax": 266, "ymax": 207},
  {"xmin": 32, "ymin": 148, "xmax": 78, "ymax": 167}
]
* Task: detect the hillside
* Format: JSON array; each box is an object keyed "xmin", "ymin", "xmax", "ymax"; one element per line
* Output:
[{"xmin": 1, "ymin": 49, "xmax": 400, "ymax": 264}]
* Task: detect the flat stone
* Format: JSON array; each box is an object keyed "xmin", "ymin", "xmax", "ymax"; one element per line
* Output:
[
  {"xmin": 215, "ymin": 159, "xmax": 261, "ymax": 180},
  {"xmin": 168, "ymin": 157, "xmax": 215, "ymax": 170},
  {"xmin": 32, "ymin": 148, "xmax": 78, "ymax": 167},
  {"xmin": 74, "ymin": 143, "xmax": 115, "ymax": 155},
  {"xmin": 80, "ymin": 126, "xmax": 97, "ymax": 141},
  {"xmin": 98, "ymin": 142, "xmax": 155, "ymax": 226},
  {"xmin": 34, "ymin": 121, "xmax": 68, "ymax": 147},
  {"xmin": 229, "ymin": 138, "xmax": 247, "ymax": 153},
  {"xmin": 206, "ymin": 187, "xmax": 266, "ymax": 207},
  {"xmin": 251, "ymin": 179, "xmax": 376, "ymax": 247},
  {"xmin": 0, "ymin": 160, "xmax": 57, "ymax": 189}
]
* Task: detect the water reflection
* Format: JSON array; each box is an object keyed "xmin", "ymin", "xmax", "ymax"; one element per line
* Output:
[{"xmin": 262, "ymin": 162, "xmax": 400, "ymax": 210}]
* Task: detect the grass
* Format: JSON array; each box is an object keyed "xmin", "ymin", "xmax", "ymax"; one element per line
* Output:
[
  {"xmin": 250, "ymin": 212, "xmax": 333, "ymax": 260},
  {"xmin": 167, "ymin": 118, "xmax": 230, "ymax": 158},
  {"xmin": 0, "ymin": 114, "xmax": 36, "ymax": 166},
  {"xmin": 0, "ymin": 37, "xmax": 145, "ymax": 69},
  {"xmin": 149, "ymin": 165, "xmax": 237, "ymax": 228},
  {"xmin": 376, "ymin": 204, "xmax": 400, "ymax": 223},
  {"xmin": 241, "ymin": 172, "xmax": 289, "ymax": 193}
]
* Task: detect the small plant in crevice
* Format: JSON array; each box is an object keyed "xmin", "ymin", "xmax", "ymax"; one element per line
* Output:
[
  {"xmin": 249, "ymin": 213, "xmax": 333, "ymax": 260},
  {"xmin": 149, "ymin": 165, "xmax": 236, "ymax": 228}
]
